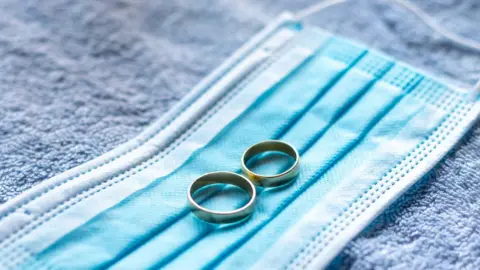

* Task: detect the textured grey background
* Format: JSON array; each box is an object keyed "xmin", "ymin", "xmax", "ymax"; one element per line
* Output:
[{"xmin": 0, "ymin": 0, "xmax": 479, "ymax": 268}]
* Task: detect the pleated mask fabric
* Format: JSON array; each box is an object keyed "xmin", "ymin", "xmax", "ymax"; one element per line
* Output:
[{"xmin": 0, "ymin": 13, "xmax": 478, "ymax": 270}]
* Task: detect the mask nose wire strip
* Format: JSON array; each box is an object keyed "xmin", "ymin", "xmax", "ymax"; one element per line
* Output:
[{"xmin": 293, "ymin": 0, "xmax": 480, "ymax": 99}]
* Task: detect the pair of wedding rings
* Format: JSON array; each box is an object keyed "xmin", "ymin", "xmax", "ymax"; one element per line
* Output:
[{"xmin": 188, "ymin": 140, "xmax": 300, "ymax": 224}]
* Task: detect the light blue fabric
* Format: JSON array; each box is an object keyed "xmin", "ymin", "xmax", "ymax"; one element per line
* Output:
[
  {"xmin": 15, "ymin": 22, "xmax": 473, "ymax": 269},
  {"xmin": 1, "ymin": 0, "xmax": 479, "ymax": 269}
]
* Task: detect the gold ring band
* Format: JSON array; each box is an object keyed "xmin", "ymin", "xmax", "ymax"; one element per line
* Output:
[
  {"xmin": 188, "ymin": 172, "xmax": 256, "ymax": 224},
  {"xmin": 241, "ymin": 140, "xmax": 300, "ymax": 187}
]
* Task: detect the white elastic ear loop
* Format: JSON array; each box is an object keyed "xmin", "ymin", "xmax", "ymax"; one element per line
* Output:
[
  {"xmin": 295, "ymin": 0, "xmax": 348, "ymax": 19},
  {"xmin": 294, "ymin": 0, "xmax": 480, "ymax": 98}
]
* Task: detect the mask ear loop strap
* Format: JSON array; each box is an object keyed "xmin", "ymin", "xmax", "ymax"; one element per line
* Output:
[{"xmin": 294, "ymin": 0, "xmax": 480, "ymax": 99}]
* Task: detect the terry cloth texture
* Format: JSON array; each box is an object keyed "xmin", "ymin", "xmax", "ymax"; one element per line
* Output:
[{"xmin": 0, "ymin": 0, "xmax": 478, "ymax": 268}]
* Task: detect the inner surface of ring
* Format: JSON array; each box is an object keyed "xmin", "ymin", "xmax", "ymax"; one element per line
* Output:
[
  {"xmin": 243, "ymin": 142, "xmax": 297, "ymax": 177},
  {"xmin": 190, "ymin": 173, "xmax": 254, "ymax": 212}
]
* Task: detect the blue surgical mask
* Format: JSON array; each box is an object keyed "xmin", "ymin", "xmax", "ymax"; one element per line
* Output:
[{"xmin": 0, "ymin": 7, "xmax": 479, "ymax": 270}]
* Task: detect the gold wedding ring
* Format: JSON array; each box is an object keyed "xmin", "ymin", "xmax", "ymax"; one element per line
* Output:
[
  {"xmin": 188, "ymin": 172, "xmax": 256, "ymax": 224},
  {"xmin": 241, "ymin": 140, "xmax": 299, "ymax": 187}
]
